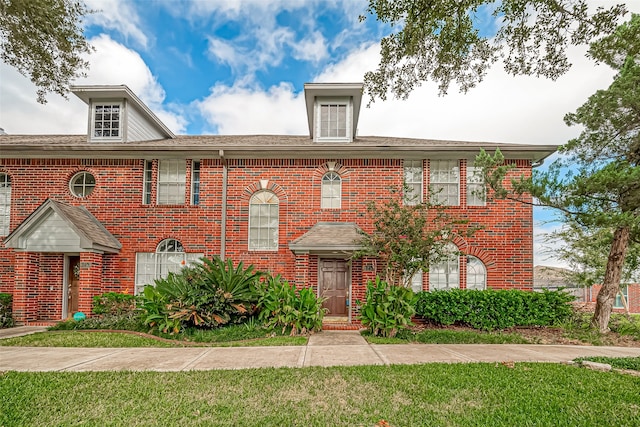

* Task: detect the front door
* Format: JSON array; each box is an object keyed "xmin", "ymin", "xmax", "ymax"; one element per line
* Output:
[
  {"xmin": 67, "ymin": 256, "xmax": 80, "ymax": 317},
  {"xmin": 319, "ymin": 259, "xmax": 349, "ymax": 316}
]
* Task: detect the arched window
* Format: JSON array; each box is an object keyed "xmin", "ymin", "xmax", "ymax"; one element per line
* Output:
[
  {"xmin": 466, "ymin": 256, "xmax": 487, "ymax": 290},
  {"xmin": 249, "ymin": 190, "xmax": 279, "ymax": 250},
  {"xmin": 135, "ymin": 238, "xmax": 203, "ymax": 294},
  {"xmin": 429, "ymin": 243, "xmax": 460, "ymax": 290},
  {"xmin": 321, "ymin": 171, "xmax": 341, "ymax": 209},
  {"xmin": 0, "ymin": 173, "xmax": 11, "ymax": 236}
]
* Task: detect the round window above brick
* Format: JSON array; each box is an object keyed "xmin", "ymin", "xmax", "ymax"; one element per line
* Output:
[{"xmin": 69, "ymin": 171, "xmax": 96, "ymax": 198}]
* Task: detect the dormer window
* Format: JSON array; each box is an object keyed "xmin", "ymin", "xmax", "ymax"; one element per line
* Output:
[
  {"xmin": 92, "ymin": 103, "xmax": 122, "ymax": 139},
  {"xmin": 315, "ymin": 98, "xmax": 352, "ymax": 142}
]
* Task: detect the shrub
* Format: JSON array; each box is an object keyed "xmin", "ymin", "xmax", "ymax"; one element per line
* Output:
[
  {"xmin": 258, "ymin": 275, "xmax": 327, "ymax": 335},
  {"xmin": 138, "ymin": 257, "xmax": 264, "ymax": 335},
  {"xmin": 49, "ymin": 312, "xmax": 146, "ymax": 331},
  {"xmin": 0, "ymin": 293, "xmax": 14, "ymax": 329},
  {"xmin": 358, "ymin": 277, "xmax": 416, "ymax": 337},
  {"xmin": 92, "ymin": 292, "xmax": 137, "ymax": 315},
  {"xmin": 414, "ymin": 289, "xmax": 574, "ymax": 330}
]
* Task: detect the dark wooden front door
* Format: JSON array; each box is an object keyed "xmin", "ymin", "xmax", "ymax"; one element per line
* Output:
[
  {"xmin": 67, "ymin": 256, "xmax": 80, "ymax": 316},
  {"xmin": 319, "ymin": 259, "xmax": 349, "ymax": 316}
]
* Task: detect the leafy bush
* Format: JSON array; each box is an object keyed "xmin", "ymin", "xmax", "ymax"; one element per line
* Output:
[
  {"xmin": 49, "ymin": 312, "xmax": 146, "ymax": 331},
  {"xmin": 415, "ymin": 289, "xmax": 574, "ymax": 330},
  {"xmin": 92, "ymin": 292, "xmax": 137, "ymax": 315},
  {"xmin": 358, "ymin": 277, "xmax": 416, "ymax": 337},
  {"xmin": 138, "ymin": 257, "xmax": 263, "ymax": 334},
  {"xmin": 0, "ymin": 293, "xmax": 14, "ymax": 329},
  {"xmin": 258, "ymin": 275, "xmax": 327, "ymax": 335}
]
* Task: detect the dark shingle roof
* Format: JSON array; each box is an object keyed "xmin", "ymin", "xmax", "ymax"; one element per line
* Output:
[
  {"xmin": 0, "ymin": 134, "xmax": 557, "ymax": 162},
  {"xmin": 289, "ymin": 222, "xmax": 364, "ymax": 253}
]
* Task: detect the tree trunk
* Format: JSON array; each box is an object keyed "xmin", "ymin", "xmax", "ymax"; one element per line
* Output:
[{"xmin": 591, "ymin": 226, "xmax": 630, "ymax": 333}]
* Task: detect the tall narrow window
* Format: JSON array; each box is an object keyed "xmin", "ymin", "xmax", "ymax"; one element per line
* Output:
[
  {"xmin": 410, "ymin": 271, "xmax": 423, "ymax": 293},
  {"xmin": 93, "ymin": 104, "xmax": 121, "ymax": 138},
  {"xmin": 249, "ymin": 191, "xmax": 279, "ymax": 250},
  {"xmin": 466, "ymin": 256, "xmax": 487, "ymax": 290},
  {"xmin": 0, "ymin": 173, "xmax": 11, "ymax": 236},
  {"xmin": 143, "ymin": 160, "xmax": 153, "ymax": 204},
  {"xmin": 321, "ymin": 171, "xmax": 341, "ymax": 209},
  {"xmin": 134, "ymin": 238, "xmax": 202, "ymax": 294},
  {"xmin": 319, "ymin": 104, "xmax": 347, "ymax": 139},
  {"xmin": 157, "ymin": 160, "xmax": 186, "ymax": 205},
  {"xmin": 191, "ymin": 161, "xmax": 201, "ymax": 205},
  {"xmin": 430, "ymin": 160, "xmax": 460, "ymax": 206},
  {"xmin": 466, "ymin": 166, "xmax": 486, "ymax": 206},
  {"xmin": 404, "ymin": 160, "xmax": 423, "ymax": 205},
  {"xmin": 429, "ymin": 243, "xmax": 460, "ymax": 290}
]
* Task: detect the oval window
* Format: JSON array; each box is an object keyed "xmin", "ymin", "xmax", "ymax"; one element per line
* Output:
[{"xmin": 69, "ymin": 171, "xmax": 96, "ymax": 198}]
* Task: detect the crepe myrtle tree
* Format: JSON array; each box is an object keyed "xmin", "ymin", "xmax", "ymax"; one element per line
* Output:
[
  {"xmin": 0, "ymin": 0, "xmax": 93, "ymax": 103},
  {"xmin": 475, "ymin": 13, "xmax": 640, "ymax": 333},
  {"xmin": 353, "ymin": 185, "xmax": 474, "ymax": 288},
  {"xmin": 361, "ymin": 0, "xmax": 627, "ymax": 103}
]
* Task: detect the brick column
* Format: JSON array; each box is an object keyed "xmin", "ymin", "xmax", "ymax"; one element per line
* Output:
[
  {"xmin": 13, "ymin": 252, "xmax": 40, "ymax": 324},
  {"xmin": 78, "ymin": 252, "xmax": 103, "ymax": 316},
  {"xmin": 294, "ymin": 252, "xmax": 310, "ymax": 288}
]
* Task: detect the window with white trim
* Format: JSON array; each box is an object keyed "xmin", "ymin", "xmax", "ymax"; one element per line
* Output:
[
  {"xmin": 404, "ymin": 160, "xmax": 423, "ymax": 205},
  {"xmin": 320, "ymin": 103, "xmax": 347, "ymax": 138},
  {"xmin": 191, "ymin": 161, "xmax": 201, "ymax": 205},
  {"xmin": 614, "ymin": 286, "xmax": 629, "ymax": 309},
  {"xmin": 466, "ymin": 166, "xmax": 486, "ymax": 206},
  {"xmin": 69, "ymin": 171, "xmax": 96, "ymax": 198},
  {"xmin": 157, "ymin": 160, "xmax": 186, "ymax": 205},
  {"xmin": 321, "ymin": 171, "xmax": 341, "ymax": 209},
  {"xmin": 143, "ymin": 160, "xmax": 153, "ymax": 205},
  {"xmin": 134, "ymin": 238, "xmax": 202, "ymax": 294},
  {"xmin": 92, "ymin": 103, "xmax": 122, "ymax": 139},
  {"xmin": 249, "ymin": 190, "xmax": 279, "ymax": 250},
  {"xmin": 430, "ymin": 160, "xmax": 460, "ymax": 206},
  {"xmin": 429, "ymin": 243, "xmax": 460, "ymax": 290},
  {"xmin": 466, "ymin": 256, "xmax": 487, "ymax": 290},
  {"xmin": 0, "ymin": 173, "xmax": 10, "ymax": 236}
]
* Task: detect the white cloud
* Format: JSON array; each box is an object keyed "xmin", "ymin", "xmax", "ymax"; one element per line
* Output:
[
  {"xmin": 84, "ymin": 0, "xmax": 149, "ymax": 48},
  {"xmin": 534, "ymin": 220, "xmax": 571, "ymax": 269},
  {"xmin": 0, "ymin": 35, "xmax": 186, "ymax": 135},
  {"xmin": 291, "ymin": 31, "xmax": 329, "ymax": 63},
  {"xmin": 196, "ymin": 82, "xmax": 306, "ymax": 135}
]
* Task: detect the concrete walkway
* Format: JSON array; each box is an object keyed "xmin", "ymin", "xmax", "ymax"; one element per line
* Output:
[{"xmin": 1, "ymin": 329, "xmax": 639, "ymax": 372}]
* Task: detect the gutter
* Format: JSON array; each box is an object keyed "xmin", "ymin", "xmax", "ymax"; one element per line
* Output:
[{"xmin": 219, "ymin": 150, "xmax": 227, "ymax": 261}]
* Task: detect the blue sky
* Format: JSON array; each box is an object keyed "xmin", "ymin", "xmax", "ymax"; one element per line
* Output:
[{"xmin": 1, "ymin": 0, "xmax": 639, "ymax": 267}]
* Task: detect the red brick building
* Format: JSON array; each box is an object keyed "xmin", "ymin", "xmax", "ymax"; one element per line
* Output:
[{"xmin": 0, "ymin": 83, "xmax": 555, "ymax": 325}]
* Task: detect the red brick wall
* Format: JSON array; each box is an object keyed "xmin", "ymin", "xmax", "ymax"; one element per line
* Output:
[
  {"xmin": 37, "ymin": 253, "xmax": 64, "ymax": 321},
  {"xmin": 1, "ymin": 155, "xmax": 535, "ymax": 320}
]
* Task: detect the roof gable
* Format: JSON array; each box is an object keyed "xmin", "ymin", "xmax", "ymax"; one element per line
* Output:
[{"xmin": 4, "ymin": 199, "xmax": 122, "ymax": 254}]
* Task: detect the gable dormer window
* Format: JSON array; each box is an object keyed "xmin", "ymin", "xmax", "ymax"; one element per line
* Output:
[
  {"xmin": 315, "ymin": 98, "xmax": 352, "ymax": 142},
  {"xmin": 92, "ymin": 103, "xmax": 122, "ymax": 139}
]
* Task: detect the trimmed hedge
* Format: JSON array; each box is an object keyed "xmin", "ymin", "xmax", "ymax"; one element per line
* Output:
[
  {"xmin": 414, "ymin": 289, "xmax": 574, "ymax": 330},
  {"xmin": 0, "ymin": 293, "xmax": 15, "ymax": 329}
]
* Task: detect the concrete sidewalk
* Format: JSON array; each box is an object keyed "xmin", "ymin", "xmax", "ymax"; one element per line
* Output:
[{"xmin": 1, "ymin": 330, "xmax": 639, "ymax": 371}]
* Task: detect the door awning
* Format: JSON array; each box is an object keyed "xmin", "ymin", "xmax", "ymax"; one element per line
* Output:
[
  {"xmin": 288, "ymin": 222, "xmax": 364, "ymax": 254},
  {"xmin": 4, "ymin": 198, "xmax": 122, "ymax": 254}
]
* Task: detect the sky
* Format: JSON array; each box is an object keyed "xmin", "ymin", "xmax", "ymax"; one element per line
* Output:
[{"xmin": 1, "ymin": 0, "xmax": 639, "ymax": 268}]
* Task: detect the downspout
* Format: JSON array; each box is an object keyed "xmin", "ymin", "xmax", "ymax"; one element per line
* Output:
[{"xmin": 219, "ymin": 149, "xmax": 228, "ymax": 261}]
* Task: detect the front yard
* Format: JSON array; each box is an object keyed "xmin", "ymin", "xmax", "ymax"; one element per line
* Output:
[{"xmin": 1, "ymin": 363, "xmax": 638, "ymax": 426}]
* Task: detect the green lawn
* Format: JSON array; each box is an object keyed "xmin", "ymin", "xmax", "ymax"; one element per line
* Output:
[
  {"xmin": 0, "ymin": 331, "xmax": 307, "ymax": 348},
  {"xmin": 1, "ymin": 363, "xmax": 638, "ymax": 426},
  {"xmin": 364, "ymin": 329, "xmax": 530, "ymax": 344}
]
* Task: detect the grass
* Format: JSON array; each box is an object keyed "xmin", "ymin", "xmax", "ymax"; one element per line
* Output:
[
  {"xmin": 0, "ymin": 330, "xmax": 307, "ymax": 348},
  {"xmin": 1, "ymin": 363, "xmax": 639, "ymax": 426},
  {"xmin": 575, "ymin": 356, "xmax": 640, "ymax": 371},
  {"xmin": 363, "ymin": 328, "xmax": 531, "ymax": 345}
]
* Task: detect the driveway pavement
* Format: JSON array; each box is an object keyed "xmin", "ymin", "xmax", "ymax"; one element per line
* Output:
[{"xmin": 1, "ymin": 329, "xmax": 639, "ymax": 372}]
